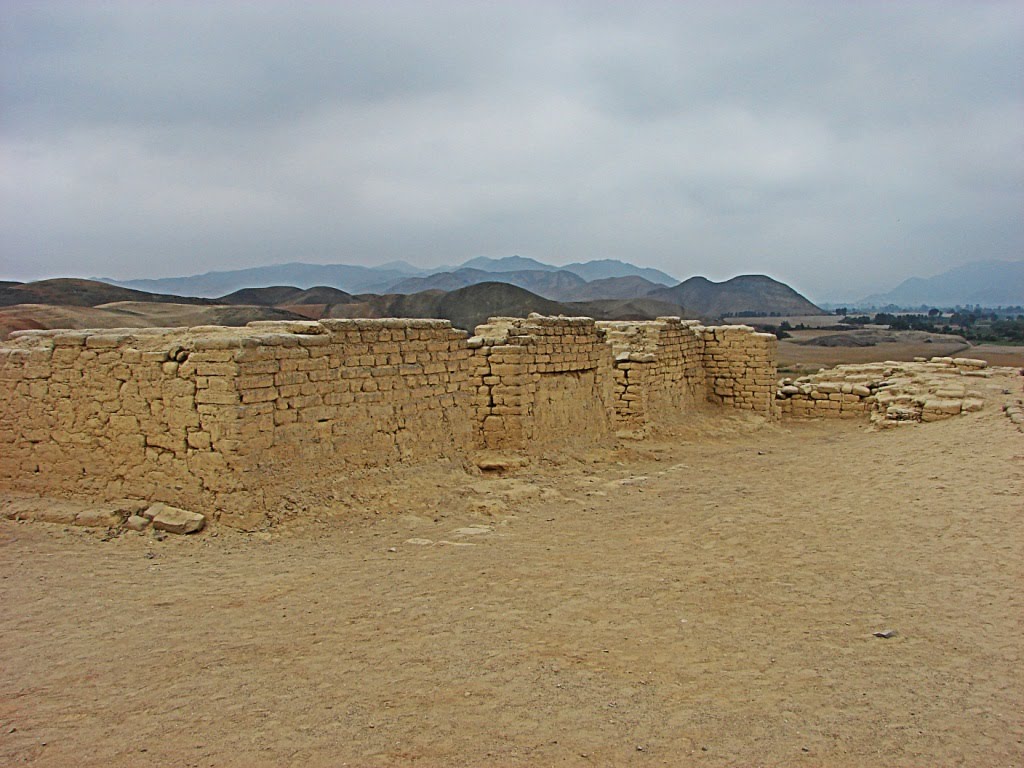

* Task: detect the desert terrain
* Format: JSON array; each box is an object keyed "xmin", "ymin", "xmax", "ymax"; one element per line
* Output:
[
  {"xmin": 778, "ymin": 328, "xmax": 1024, "ymax": 374},
  {"xmin": 2, "ymin": 370, "xmax": 1022, "ymax": 766}
]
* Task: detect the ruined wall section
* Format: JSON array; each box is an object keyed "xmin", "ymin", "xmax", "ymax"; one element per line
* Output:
[
  {"xmin": 0, "ymin": 320, "xmax": 476, "ymax": 529},
  {"xmin": 470, "ymin": 316, "xmax": 616, "ymax": 450},
  {"xmin": 0, "ymin": 327, "xmax": 237, "ymax": 520},
  {"xmin": 1, "ymin": 316, "xmax": 781, "ymax": 528},
  {"xmin": 702, "ymin": 325, "xmax": 779, "ymax": 418},
  {"xmin": 776, "ymin": 357, "xmax": 992, "ymax": 426},
  {"xmin": 598, "ymin": 318, "xmax": 707, "ymax": 429},
  {"xmin": 197, "ymin": 319, "xmax": 476, "ymax": 527}
]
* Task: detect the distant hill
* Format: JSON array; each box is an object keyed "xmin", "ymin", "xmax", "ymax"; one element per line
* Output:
[
  {"xmin": 2, "ymin": 270, "xmax": 824, "ymax": 339},
  {"xmin": 0, "ymin": 278, "xmax": 213, "ymax": 308},
  {"xmin": 308, "ymin": 282, "xmax": 688, "ymax": 332},
  {"xmin": 104, "ymin": 262, "xmax": 417, "ymax": 297},
  {"xmin": 433, "ymin": 283, "xmax": 573, "ymax": 332},
  {"xmin": 218, "ymin": 286, "xmax": 310, "ymax": 306},
  {"xmin": 98, "ymin": 256, "xmax": 677, "ymax": 298},
  {"xmin": 316, "ymin": 283, "xmax": 570, "ymax": 331},
  {"xmin": 561, "ymin": 259, "xmax": 677, "ymax": 285},
  {"xmin": 0, "ymin": 301, "xmax": 305, "ymax": 340},
  {"xmin": 648, "ymin": 275, "xmax": 823, "ymax": 319},
  {"xmin": 219, "ymin": 285, "xmax": 354, "ymax": 306},
  {"xmin": 390, "ymin": 268, "xmax": 587, "ymax": 299},
  {"xmin": 459, "ymin": 255, "xmax": 557, "ymax": 273},
  {"xmin": 859, "ymin": 260, "xmax": 1024, "ymax": 308},
  {"xmin": 457, "ymin": 256, "xmax": 678, "ymax": 286},
  {"xmin": 565, "ymin": 275, "xmax": 664, "ymax": 301},
  {"xmin": 566, "ymin": 297, "xmax": 686, "ymax": 321},
  {"xmin": 0, "ymin": 275, "xmax": 700, "ymax": 341}
]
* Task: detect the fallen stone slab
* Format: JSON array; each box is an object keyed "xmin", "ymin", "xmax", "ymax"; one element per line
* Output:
[
  {"xmin": 3, "ymin": 497, "xmax": 79, "ymax": 525},
  {"xmin": 147, "ymin": 503, "xmax": 206, "ymax": 534},
  {"xmin": 475, "ymin": 454, "xmax": 529, "ymax": 472},
  {"xmin": 2, "ymin": 495, "xmax": 141, "ymax": 528},
  {"xmin": 953, "ymin": 357, "xmax": 987, "ymax": 369},
  {"xmin": 125, "ymin": 514, "xmax": 150, "ymax": 531}
]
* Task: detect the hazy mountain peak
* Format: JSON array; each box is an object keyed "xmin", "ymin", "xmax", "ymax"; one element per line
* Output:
[
  {"xmin": 562, "ymin": 259, "xmax": 677, "ymax": 285},
  {"xmin": 459, "ymin": 255, "xmax": 557, "ymax": 272},
  {"xmin": 648, "ymin": 274, "xmax": 823, "ymax": 319},
  {"xmin": 860, "ymin": 260, "xmax": 1024, "ymax": 307}
]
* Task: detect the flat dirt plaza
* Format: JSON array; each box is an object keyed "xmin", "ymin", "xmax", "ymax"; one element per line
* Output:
[{"xmin": 2, "ymin": 398, "xmax": 1022, "ymax": 766}]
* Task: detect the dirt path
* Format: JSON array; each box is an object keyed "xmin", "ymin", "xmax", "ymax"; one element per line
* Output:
[{"xmin": 2, "ymin": 404, "xmax": 1022, "ymax": 766}]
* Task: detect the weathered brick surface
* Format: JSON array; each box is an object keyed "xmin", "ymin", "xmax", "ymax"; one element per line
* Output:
[
  {"xmin": 598, "ymin": 317, "xmax": 708, "ymax": 429},
  {"xmin": 469, "ymin": 315, "xmax": 617, "ymax": 449},
  {"xmin": 1, "ymin": 316, "xmax": 778, "ymax": 529},
  {"xmin": 702, "ymin": 325, "xmax": 779, "ymax": 417},
  {"xmin": 777, "ymin": 357, "xmax": 997, "ymax": 426}
]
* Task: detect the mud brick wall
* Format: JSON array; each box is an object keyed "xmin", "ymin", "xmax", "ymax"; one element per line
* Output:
[
  {"xmin": 201, "ymin": 319, "xmax": 476, "ymax": 527},
  {"xmin": 230, "ymin": 318, "xmax": 473, "ymax": 467},
  {"xmin": 0, "ymin": 315, "xmax": 780, "ymax": 529},
  {"xmin": 0, "ymin": 327, "xmax": 237, "ymax": 521},
  {"xmin": 702, "ymin": 325, "xmax": 779, "ymax": 417},
  {"xmin": 470, "ymin": 315, "xmax": 616, "ymax": 449},
  {"xmin": 598, "ymin": 318, "xmax": 707, "ymax": 429},
  {"xmin": 0, "ymin": 320, "xmax": 476, "ymax": 529}
]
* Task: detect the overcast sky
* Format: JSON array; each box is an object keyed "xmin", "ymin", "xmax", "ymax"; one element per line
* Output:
[{"xmin": 1, "ymin": 1, "xmax": 1021, "ymax": 301}]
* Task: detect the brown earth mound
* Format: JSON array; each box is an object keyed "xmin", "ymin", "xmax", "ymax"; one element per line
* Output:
[
  {"xmin": 0, "ymin": 278, "xmax": 212, "ymax": 308},
  {"xmin": 0, "ymin": 301, "xmax": 307, "ymax": 339},
  {"xmin": 648, "ymin": 275, "xmax": 824, "ymax": 319}
]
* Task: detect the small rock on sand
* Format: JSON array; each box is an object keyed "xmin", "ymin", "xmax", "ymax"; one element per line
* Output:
[{"xmin": 147, "ymin": 503, "xmax": 205, "ymax": 534}]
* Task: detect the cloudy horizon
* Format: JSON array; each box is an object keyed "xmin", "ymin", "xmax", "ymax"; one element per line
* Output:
[{"xmin": 1, "ymin": 1, "xmax": 1021, "ymax": 302}]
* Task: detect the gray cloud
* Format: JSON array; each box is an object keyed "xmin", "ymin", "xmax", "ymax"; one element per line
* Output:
[{"xmin": 1, "ymin": 0, "xmax": 1021, "ymax": 301}]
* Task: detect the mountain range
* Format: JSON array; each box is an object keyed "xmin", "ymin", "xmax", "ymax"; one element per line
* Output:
[
  {"xmin": 858, "ymin": 260, "xmax": 1024, "ymax": 308},
  {"xmin": 98, "ymin": 256, "xmax": 680, "ymax": 298},
  {"xmin": 0, "ymin": 267, "xmax": 824, "ymax": 340}
]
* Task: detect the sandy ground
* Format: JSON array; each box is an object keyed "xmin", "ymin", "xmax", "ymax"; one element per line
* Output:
[
  {"xmin": 2, "ymin": 390, "xmax": 1023, "ymax": 766},
  {"xmin": 778, "ymin": 331, "xmax": 1024, "ymax": 374}
]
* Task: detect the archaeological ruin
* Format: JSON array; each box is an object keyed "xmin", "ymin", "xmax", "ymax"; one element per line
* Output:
[
  {"xmin": 4, "ymin": 312, "xmax": 1008, "ymax": 532},
  {"xmin": 0, "ymin": 315, "xmax": 777, "ymax": 529}
]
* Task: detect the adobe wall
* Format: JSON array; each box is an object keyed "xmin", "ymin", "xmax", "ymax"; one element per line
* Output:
[
  {"xmin": 598, "ymin": 318, "xmax": 707, "ymax": 429},
  {"xmin": 0, "ymin": 315, "xmax": 778, "ymax": 529},
  {"xmin": 470, "ymin": 316, "xmax": 616, "ymax": 450},
  {"xmin": 0, "ymin": 320, "xmax": 476, "ymax": 529},
  {"xmin": 703, "ymin": 325, "xmax": 780, "ymax": 417}
]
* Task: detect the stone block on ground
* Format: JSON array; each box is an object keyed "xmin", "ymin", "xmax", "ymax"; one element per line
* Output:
[
  {"xmin": 125, "ymin": 514, "xmax": 150, "ymax": 531},
  {"xmin": 147, "ymin": 503, "xmax": 206, "ymax": 534}
]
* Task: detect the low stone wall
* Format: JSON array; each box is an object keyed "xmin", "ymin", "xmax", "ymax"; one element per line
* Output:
[
  {"xmin": 776, "ymin": 357, "xmax": 993, "ymax": 426},
  {"xmin": 1, "ymin": 315, "xmax": 778, "ymax": 529},
  {"xmin": 1005, "ymin": 399, "xmax": 1024, "ymax": 432}
]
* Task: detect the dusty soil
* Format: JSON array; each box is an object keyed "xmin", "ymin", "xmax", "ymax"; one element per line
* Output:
[
  {"xmin": 778, "ymin": 330, "xmax": 1024, "ymax": 375},
  {"xmin": 2, "ymin": 396, "xmax": 1023, "ymax": 766},
  {"xmin": 965, "ymin": 344, "xmax": 1024, "ymax": 369},
  {"xmin": 778, "ymin": 330, "xmax": 970, "ymax": 373}
]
